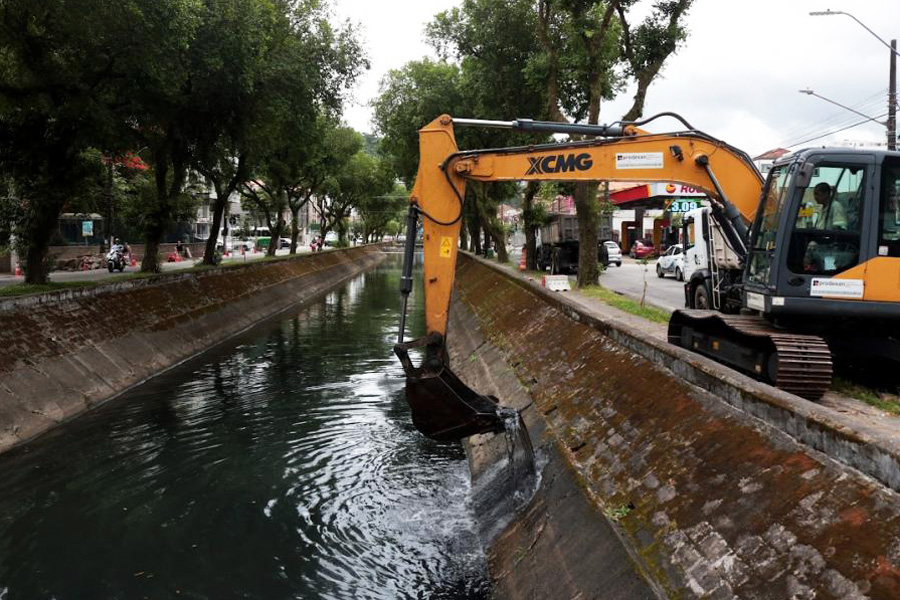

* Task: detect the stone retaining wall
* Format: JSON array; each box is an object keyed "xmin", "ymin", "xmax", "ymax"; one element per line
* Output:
[
  {"xmin": 451, "ymin": 253, "xmax": 900, "ymax": 599},
  {"xmin": 0, "ymin": 245, "xmax": 385, "ymax": 454}
]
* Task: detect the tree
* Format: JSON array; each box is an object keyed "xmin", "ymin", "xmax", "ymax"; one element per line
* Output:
[
  {"xmin": 317, "ymin": 146, "xmax": 394, "ymax": 245},
  {"xmin": 129, "ymin": 0, "xmax": 366, "ymax": 271},
  {"xmin": 373, "ymin": 59, "xmax": 466, "ymax": 186},
  {"xmin": 426, "ymin": 0, "xmax": 693, "ymax": 283},
  {"xmin": 617, "ymin": 0, "xmax": 693, "ymax": 121},
  {"xmin": 0, "ymin": 1, "xmax": 193, "ymax": 282},
  {"xmin": 375, "ymin": 2, "xmax": 555, "ymax": 263},
  {"xmin": 356, "ymin": 182, "xmax": 407, "ymax": 242},
  {"xmin": 240, "ymin": 180, "xmax": 287, "ymax": 257},
  {"xmin": 283, "ymin": 119, "xmax": 362, "ymax": 254},
  {"xmin": 427, "ymin": 0, "xmax": 551, "ymax": 263}
]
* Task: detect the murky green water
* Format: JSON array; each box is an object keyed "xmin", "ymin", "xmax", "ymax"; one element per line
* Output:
[{"xmin": 0, "ymin": 257, "xmax": 489, "ymax": 599}]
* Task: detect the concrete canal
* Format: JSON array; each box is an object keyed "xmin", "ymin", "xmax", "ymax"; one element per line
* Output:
[{"xmin": 0, "ymin": 257, "xmax": 489, "ymax": 599}]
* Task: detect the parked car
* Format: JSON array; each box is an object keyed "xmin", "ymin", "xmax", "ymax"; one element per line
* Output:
[
  {"xmin": 655, "ymin": 243, "xmax": 684, "ymax": 280},
  {"xmin": 603, "ymin": 240, "xmax": 622, "ymax": 267},
  {"xmin": 630, "ymin": 238, "xmax": 657, "ymax": 259},
  {"xmin": 279, "ymin": 237, "xmax": 292, "ymax": 249},
  {"xmin": 216, "ymin": 238, "xmax": 254, "ymax": 253}
]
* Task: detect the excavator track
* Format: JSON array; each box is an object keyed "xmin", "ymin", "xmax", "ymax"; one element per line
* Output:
[{"xmin": 668, "ymin": 310, "xmax": 833, "ymax": 401}]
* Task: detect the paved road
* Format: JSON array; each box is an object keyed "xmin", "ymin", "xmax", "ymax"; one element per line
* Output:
[
  {"xmin": 598, "ymin": 257, "xmax": 686, "ymax": 312},
  {"xmin": 0, "ymin": 247, "xmax": 309, "ymax": 288},
  {"xmin": 510, "ymin": 247, "xmax": 685, "ymax": 312}
]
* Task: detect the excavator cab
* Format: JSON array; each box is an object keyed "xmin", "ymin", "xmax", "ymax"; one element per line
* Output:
[
  {"xmin": 740, "ymin": 149, "xmax": 900, "ymax": 367},
  {"xmin": 744, "ymin": 150, "xmax": 874, "ymax": 305}
]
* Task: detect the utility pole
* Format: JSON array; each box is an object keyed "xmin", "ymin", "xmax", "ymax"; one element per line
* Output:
[
  {"xmin": 810, "ymin": 11, "xmax": 900, "ymax": 149},
  {"xmin": 889, "ymin": 39, "xmax": 897, "ymax": 151}
]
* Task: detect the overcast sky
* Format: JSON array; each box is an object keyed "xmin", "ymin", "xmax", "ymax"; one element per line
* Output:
[{"xmin": 334, "ymin": 0, "xmax": 900, "ymax": 157}]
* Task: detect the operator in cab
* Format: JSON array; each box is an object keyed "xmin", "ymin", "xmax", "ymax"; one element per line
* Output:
[{"xmin": 802, "ymin": 182, "xmax": 855, "ymax": 273}]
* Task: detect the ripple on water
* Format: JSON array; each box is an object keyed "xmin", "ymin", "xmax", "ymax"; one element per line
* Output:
[{"xmin": 0, "ymin": 260, "xmax": 489, "ymax": 599}]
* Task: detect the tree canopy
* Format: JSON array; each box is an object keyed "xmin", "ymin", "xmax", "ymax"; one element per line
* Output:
[{"xmin": 0, "ymin": 0, "xmax": 367, "ymax": 279}]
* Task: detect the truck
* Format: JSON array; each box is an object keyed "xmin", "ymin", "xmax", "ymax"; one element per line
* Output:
[{"xmin": 535, "ymin": 213, "xmax": 613, "ymax": 274}]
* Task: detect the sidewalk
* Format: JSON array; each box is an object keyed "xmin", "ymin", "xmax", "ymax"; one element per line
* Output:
[{"xmin": 0, "ymin": 247, "xmax": 312, "ymax": 288}]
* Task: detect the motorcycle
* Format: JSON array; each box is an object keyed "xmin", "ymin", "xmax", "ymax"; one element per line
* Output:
[{"xmin": 106, "ymin": 247, "xmax": 127, "ymax": 272}]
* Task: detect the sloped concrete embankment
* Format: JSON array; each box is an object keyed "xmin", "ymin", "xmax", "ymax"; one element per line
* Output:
[
  {"xmin": 0, "ymin": 246, "xmax": 385, "ymax": 454},
  {"xmin": 449, "ymin": 253, "xmax": 900, "ymax": 599}
]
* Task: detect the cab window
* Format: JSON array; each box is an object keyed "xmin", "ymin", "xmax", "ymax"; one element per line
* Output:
[
  {"xmin": 786, "ymin": 164, "xmax": 864, "ymax": 276},
  {"xmin": 683, "ymin": 217, "xmax": 695, "ymax": 251},
  {"xmin": 878, "ymin": 157, "xmax": 900, "ymax": 257},
  {"xmin": 748, "ymin": 166, "xmax": 790, "ymax": 284}
]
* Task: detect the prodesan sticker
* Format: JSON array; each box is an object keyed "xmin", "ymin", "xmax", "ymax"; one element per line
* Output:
[
  {"xmin": 440, "ymin": 236, "xmax": 453, "ymax": 258},
  {"xmin": 810, "ymin": 278, "xmax": 864, "ymax": 299},
  {"xmin": 746, "ymin": 292, "xmax": 765, "ymax": 311},
  {"xmin": 615, "ymin": 152, "xmax": 664, "ymax": 169}
]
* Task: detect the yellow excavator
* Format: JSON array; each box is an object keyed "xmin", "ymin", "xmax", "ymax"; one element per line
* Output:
[{"xmin": 394, "ymin": 114, "xmax": 900, "ymax": 440}]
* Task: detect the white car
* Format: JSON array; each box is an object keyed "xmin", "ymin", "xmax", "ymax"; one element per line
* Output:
[
  {"xmin": 603, "ymin": 240, "xmax": 622, "ymax": 267},
  {"xmin": 656, "ymin": 244, "xmax": 685, "ymax": 280},
  {"xmin": 217, "ymin": 238, "xmax": 254, "ymax": 252}
]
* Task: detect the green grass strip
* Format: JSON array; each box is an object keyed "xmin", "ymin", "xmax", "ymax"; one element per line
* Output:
[
  {"xmin": 833, "ymin": 378, "xmax": 900, "ymax": 415},
  {"xmin": 579, "ymin": 285, "xmax": 671, "ymax": 325}
]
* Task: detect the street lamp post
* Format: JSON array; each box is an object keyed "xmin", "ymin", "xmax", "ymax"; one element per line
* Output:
[
  {"xmin": 810, "ymin": 9, "xmax": 897, "ymax": 150},
  {"xmin": 890, "ymin": 39, "xmax": 897, "ymax": 151}
]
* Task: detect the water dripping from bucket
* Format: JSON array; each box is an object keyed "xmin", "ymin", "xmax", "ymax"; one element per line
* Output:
[
  {"xmin": 498, "ymin": 407, "xmax": 536, "ymax": 496},
  {"xmin": 470, "ymin": 407, "xmax": 539, "ymax": 544}
]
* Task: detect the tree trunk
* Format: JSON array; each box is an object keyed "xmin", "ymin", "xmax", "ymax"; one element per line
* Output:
[
  {"xmin": 22, "ymin": 194, "xmax": 64, "ymax": 284},
  {"xmin": 459, "ymin": 214, "xmax": 469, "ymax": 250},
  {"xmin": 469, "ymin": 213, "xmax": 481, "ymax": 254},
  {"xmin": 574, "ymin": 181, "xmax": 600, "ymax": 287},
  {"xmin": 103, "ymin": 158, "xmax": 114, "ymax": 253},
  {"xmin": 203, "ymin": 179, "xmax": 228, "ymax": 265},
  {"xmin": 492, "ymin": 230, "xmax": 509, "ymax": 263},
  {"xmin": 141, "ymin": 158, "xmax": 170, "ymax": 273},
  {"xmin": 482, "ymin": 224, "xmax": 491, "ymax": 256},
  {"xmin": 289, "ymin": 206, "xmax": 300, "ymax": 254},
  {"xmin": 523, "ymin": 182, "xmax": 539, "ymax": 270},
  {"xmin": 267, "ymin": 217, "xmax": 282, "ymax": 257},
  {"xmin": 622, "ymin": 72, "xmax": 654, "ymax": 122}
]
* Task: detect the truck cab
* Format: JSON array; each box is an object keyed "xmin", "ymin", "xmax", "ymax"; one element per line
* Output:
[{"xmin": 681, "ymin": 206, "xmax": 743, "ymax": 311}]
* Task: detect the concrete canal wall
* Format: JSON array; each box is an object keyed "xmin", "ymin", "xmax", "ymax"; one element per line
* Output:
[
  {"xmin": 0, "ymin": 245, "xmax": 385, "ymax": 454},
  {"xmin": 449, "ymin": 253, "xmax": 900, "ymax": 600}
]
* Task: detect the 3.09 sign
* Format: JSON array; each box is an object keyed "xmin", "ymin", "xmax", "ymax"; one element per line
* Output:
[{"xmin": 667, "ymin": 199, "xmax": 700, "ymax": 213}]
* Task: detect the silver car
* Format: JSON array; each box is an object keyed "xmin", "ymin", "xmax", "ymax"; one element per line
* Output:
[{"xmin": 603, "ymin": 240, "xmax": 622, "ymax": 267}]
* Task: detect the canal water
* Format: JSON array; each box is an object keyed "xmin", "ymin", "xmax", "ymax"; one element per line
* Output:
[{"xmin": 0, "ymin": 257, "xmax": 490, "ymax": 599}]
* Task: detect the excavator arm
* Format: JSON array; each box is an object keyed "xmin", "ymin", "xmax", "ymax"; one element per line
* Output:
[{"xmin": 394, "ymin": 114, "xmax": 763, "ymax": 441}]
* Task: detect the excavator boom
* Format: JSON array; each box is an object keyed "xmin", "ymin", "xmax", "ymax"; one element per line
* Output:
[{"xmin": 394, "ymin": 114, "xmax": 763, "ymax": 441}]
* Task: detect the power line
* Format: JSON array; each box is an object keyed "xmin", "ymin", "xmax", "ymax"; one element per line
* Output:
[
  {"xmin": 784, "ymin": 112, "xmax": 889, "ymax": 148},
  {"xmin": 781, "ymin": 105, "xmax": 888, "ymax": 149},
  {"xmin": 778, "ymin": 88, "xmax": 891, "ymax": 148}
]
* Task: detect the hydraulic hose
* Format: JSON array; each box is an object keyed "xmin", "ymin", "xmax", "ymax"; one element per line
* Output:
[{"xmin": 397, "ymin": 204, "xmax": 419, "ymax": 344}]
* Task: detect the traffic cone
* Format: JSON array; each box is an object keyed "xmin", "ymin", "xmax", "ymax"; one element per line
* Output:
[
  {"xmin": 14, "ymin": 264, "xmax": 21, "ymax": 277},
  {"xmin": 519, "ymin": 248, "xmax": 527, "ymax": 271},
  {"xmin": 130, "ymin": 255, "xmax": 137, "ymax": 267}
]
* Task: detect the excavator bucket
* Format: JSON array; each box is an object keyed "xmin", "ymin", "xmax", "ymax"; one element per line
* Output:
[{"xmin": 394, "ymin": 336, "xmax": 505, "ymax": 441}]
